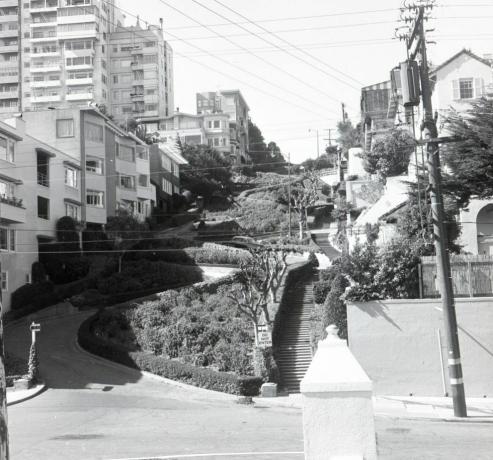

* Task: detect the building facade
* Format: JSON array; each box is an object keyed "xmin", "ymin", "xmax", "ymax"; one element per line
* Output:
[
  {"xmin": 109, "ymin": 23, "xmax": 174, "ymax": 124},
  {"xmin": 196, "ymin": 90, "xmax": 250, "ymax": 164},
  {"xmin": 144, "ymin": 111, "xmax": 232, "ymax": 156}
]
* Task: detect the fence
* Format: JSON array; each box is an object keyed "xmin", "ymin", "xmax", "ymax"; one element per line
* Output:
[{"xmin": 420, "ymin": 255, "xmax": 493, "ymax": 298}]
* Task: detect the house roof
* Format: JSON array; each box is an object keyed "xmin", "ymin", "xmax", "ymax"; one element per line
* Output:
[
  {"xmin": 158, "ymin": 142, "xmax": 188, "ymax": 165},
  {"xmin": 430, "ymin": 49, "xmax": 492, "ymax": 75}
]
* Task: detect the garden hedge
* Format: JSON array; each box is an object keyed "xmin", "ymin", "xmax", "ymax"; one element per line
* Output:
[{"xmin": 78, "ymin": 314, "xmax": 262, "ymax": 396}]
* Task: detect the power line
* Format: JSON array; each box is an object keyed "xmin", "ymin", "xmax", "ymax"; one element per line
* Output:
[
  {"xmin": 196, "ymin": 0, "xmax": 364, "ymax": 91},
  {"xmin": 157, "ymin": 0, "xmax": 354, "ymax": 111}
]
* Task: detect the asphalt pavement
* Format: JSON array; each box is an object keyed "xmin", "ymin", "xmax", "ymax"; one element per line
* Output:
[{"xmin": 6, "ymin": 308, "xmax": 493, "ymax": 460}]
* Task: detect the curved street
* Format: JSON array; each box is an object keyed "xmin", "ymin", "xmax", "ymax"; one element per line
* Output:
[{"xmin": 5, "ymin": 311, "xmax": 304, "ymax": 460}]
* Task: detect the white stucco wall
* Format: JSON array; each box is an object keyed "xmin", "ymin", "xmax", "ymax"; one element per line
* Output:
[
  {"xmin": 348, "ymin": 298, "xmax": 493, "ymax": 396},
  {"xmin": 301, "ymin": 332, "xmax": 377, "ymax": 460},
  {"xmin": 459, "ymin": 198, "xmax": 493, "ymax": 255}
]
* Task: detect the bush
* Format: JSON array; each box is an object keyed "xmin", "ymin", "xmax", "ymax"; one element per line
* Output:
[
  {"xmin": 313, "ymin": 266, "xmax": 339, "ymax": 304},
  {"xmin": 70, "ymin": 289, "xmax": 105, "ymax": 309},
  {"xmin": 56, "ymin": 216, "xmax": 79, "ymax": 248},
  {"xmin": 237, "ymin": 376, "xmax": 264, "ymax": 397},
  {"xmin": 322, "ymin": 274, "xmax": 349, "ymax": 339},
  {"xmin": 44, "ymin": 256, "xmax": 91, "ymax": 284},
  {"xmin": 308, "ymin": 251, "xmax": 319, "ymax": 267},
  {"xmin": 31, "ymin": 262, "xmax": 47, "ymax": 284},
  {"xmin": 11, "ymin": 281, "xmax": 57, "ymax": 311},
  {"xmin": 96, "ymin": 261, "xmax": 203, "ymax": 296},
  {"xmin": 78, "ymin": 314, "xmax": 245, "ymax": 394}
]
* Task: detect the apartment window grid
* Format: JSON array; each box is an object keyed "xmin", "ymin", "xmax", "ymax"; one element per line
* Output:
[
  {"xmin": 0, "ymin": 180, "xmax": 14, "ymax": 199},
  {"xmin": 85, "ymin": 122, "xmax": 104, "ymax": 143},
  {"xmin": 138, "ymin": 174, "xmax": 148, "ymax": 187},
  {"xmin": 0, "ymin": 136, "xmax": 15, "ymax": 162},
  {"xmin": 86, "ymin": 190, "xmax": 104, "ymax": 208},
  {"xmin": 162, "ymin": 178, "xmax": 172, "ymax": 195},
  {"xmin": 86, "ymin": 158, "xmax": 103, "ymax": 174},
  {"xmin": 0, "ymin": 228, "xmax": 15, "ymax": 252},
  {"xmin": 118, "ymin": 174, "xmax": 135, "ymax": 190},
  {"xmin": 137, "ymin": 200, "xmax": 147, "ymax": 215},
  {"xmin": 116, "ymin": 144, "xmax": 135, "ymax": 162},
  {"xmin": 459, "ymin": 79, "xmax": 474, "ymax": 99},
  {"xmin": 37, "ymin": 196, "xmax": 50, "ymax": 220},
  {"xmin": 65, "ymin": 203, "xmax": 80, "ymax": 220},
  {"xmin": 57, "ymin": 119, "xmax": 75, "ymax": 138},
  {"xmin": 64, "ymin": 166, "xmax": 79, "ymax": 189}
]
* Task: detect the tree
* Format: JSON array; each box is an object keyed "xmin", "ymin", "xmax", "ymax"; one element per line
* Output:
[
  {"xmin": 337, "ymin": 119, "xmax": 361, "ymax": 156},
  {"xmin": 105, "ymin": 209, "xmax": 149, "ymax": 272},
  {"xmin": 179, "ymin": 143, "xmax": 232, "ymax": 202},
  {"xmin": 280, "ymin": 174, "xmax": 319, "ymax": 239},
  {"xmin": 362, "ymin": 128, "xmax": 415, "ymax": 179},
  {"xmin": 441, "ymin": 98, "xmax": 493, "ymax": 207},
  {"xmin": 301, "ymin": 153, "xmax": 336, "ymax": 171},
  {"xmin": 248, "ymin": 120, "xmax": 286, "ymax": 173}
]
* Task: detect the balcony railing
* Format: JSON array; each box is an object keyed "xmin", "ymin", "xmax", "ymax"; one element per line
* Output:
[
  {"xmin": 37, "ymin": 171, "xmax": 49, "ymax": 187},
  {"xmin": 0, "ymin": 194, "xmax": 23, "ymax": 208}
]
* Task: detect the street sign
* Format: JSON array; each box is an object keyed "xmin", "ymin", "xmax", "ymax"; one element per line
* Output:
[
  {"xmin": 258, "ymin": 324, "xmax": 272, "ymax": 348},
  {"xmin": 30, "ymin": 322, "xmax": 41, "ymax": 332}
]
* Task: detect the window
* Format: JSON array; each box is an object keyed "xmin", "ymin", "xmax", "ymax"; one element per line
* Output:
[
  {"xmin": 37, "ymin": 196, "xmax": 49, "ymax": 220},
  {"xmin": 145, "ymin": 104, "xmax": 157, "ymax": 112},
  {"xmin": 0, "ymin": 228, "xmax": 7, "ymax": 251},
  {"xmin": 119, "ymin": 174, "xmax": 135, "ymax": 189},
  {"xmin": 138, "ymin": 174, "xmax": 148, "ymax": 187},
  {"xmin": 85, "ymin": 122, "xmax": 103, "ymax": 143},
  {"xmin": 213, "ymin": 120, "xmax": 220, "ymax": 128},
  {"xmin": 0, "ymin": 137, "xmax": 14, "ymax": 162},
  {"xmin": 113, "ymin": 75, "xmax": 118, "ymax": 84},
  {"xmin": 144, "ymin": 41, "xmax": 156, "ymax": 47},
  {"xmin": 65, "ymin": 203, "xmax": 80, "ymax": 220},
  {"xmin": 116, "ymin": 144, "xmax": 134, "ymax": 162},
  {"xmin": 64, "ymin": 166, "xmax": 78, "ymax": 188},
  {"xmin": 137, "ymin": 200, "xmax": 147, "ymax": 215},
  {"xmin": 65, "ymin": 40, "xmax": 93, "ymax": 50},
  {"xmin": 145, "ymin": 88, "xmax": 156, "ymax": 95},
  {"xmin": 1, "ymin": 272, "xmax": 7, "ymax": 291},
  {"xmin": 56, "ymin": 119, "xmax": 75, "ymax": 138},
  {"xmin": 143, "ymin": 54, "xmax": 157, "ymax": 64},
  {"xmin": 66, "ymin": 56, "xmax": 93, "ymax": 67},
  {"xmin": 86, "ymin": 190, "xmax": 104, "ymax": 207},
  {"xmin": 459, "ymin": 79, "xmax": 473, "ymax": 100},
  {"xmin": 86, "ymin": 158, "xmax": 103, "ymax": 174},
  {"xmin": 213, "ymin": 138, "xmax": 219, "ymax": 147},
  {"xmin": 0, "ymin": 181, "xmax": 14, "ymax": 198},
  {"xmin": 102, "ymin": 74, "xmax": 107, "ymax": 84},
  {"xmin": 161, "ymin": 154, "xmax": 171, "ymax": 171},
  {"xmin": 162, "ymin": 178, "xmax": 172, "ymax": 195}
]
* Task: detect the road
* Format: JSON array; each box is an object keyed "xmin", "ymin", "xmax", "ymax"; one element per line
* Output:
[{"xmin": 6, "ymin": 311, "xmax": 493, "ymax": 460}]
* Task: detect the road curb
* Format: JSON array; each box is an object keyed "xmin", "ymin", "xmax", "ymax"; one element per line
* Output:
[
  {"xmin": 73, "ymin": 337, "xmax": 238, "ymax": 402},
  {"xmin": 7, "ymin": 382, "xmax": 47, "ymax": 406}
]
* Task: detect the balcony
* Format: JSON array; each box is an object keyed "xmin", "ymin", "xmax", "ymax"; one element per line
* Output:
[
  {"xmin": 131, "ymin": 92, "xmax": 144, "ymax": 101},
  {"xmin": 0, "ymin": 196, "xmax": 25, "ymax": 223},
  {"xmin": 1, "ymin": 0, "xmax": 18, "ymax": 7},
  {"xmin": 0, "ymin": 45, "xmax": 18, "ymax": 53},
  {"xmin": 31, "ymin": 94, "xmax": 61, "ymax": 103},
  {"xmin": 57, "ymin": 27, "xmax": 98, "ymax": 40},
  {"xmin": 30, "ymin": 80, "xmax": 61, "ymax": 88},
  {"xmin": 37, "ymin": 171, "xmax": 49, "ymax": 187},
  {"xmin": 30, "ymin": 64, "xmax": 60, "ymax": 73},
  {"xmin": 66, "ymin": 92, "xmax": 93, "ymax": 101},
  {"xmin": 57, "ymin": 14, "xmax": 98, "ymax": 26},
  {"xmin": 0, "ymin": 15, "xmax": 18, "ymax": 23},
  {"xmin": 30, "ymin": 1, "xmax": 58, "ymax": 12},
  {"xmin": 0, "ymin": 90, "xmax": 17, "ymax": 99},
  {"xmin": 0, "ymin": 29, "xmax": 18, "ymax": 38},
  {"xmin": 130, "ymin": 46, "xmax": 143, "ymax": 55},
  {"xmin": 30, "ymin": 32, "xmax": 58, "ymax": 43},
  {"xmin": 130, "ymin": 61, "xmax": 143, "ymax": 70},
  {"xmin": 66, "ymin": 77, "xmax": 92, "ymax": 86}
]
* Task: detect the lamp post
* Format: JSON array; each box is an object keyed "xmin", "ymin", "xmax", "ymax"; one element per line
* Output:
[{"xmin": 309, "ymin": 129, "xmax": 320, "ymax": 159}]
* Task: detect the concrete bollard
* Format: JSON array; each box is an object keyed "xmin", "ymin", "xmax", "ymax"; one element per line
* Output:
[
  {"xmin": 300, "ymin": 326, "xmax": 377, "ymax": 460},
  {"xmin": 261, "ymin": 382, "xmax": 277, "ymax": 397}
]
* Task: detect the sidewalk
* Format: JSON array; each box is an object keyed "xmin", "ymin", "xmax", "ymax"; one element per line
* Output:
[
  {"xmin": 253, "ymin": 393, "xmax": 493, "ymax": 421},
  {"xmin": 7, "ymin": 383, "xmax": 46, "ymax": 406}
]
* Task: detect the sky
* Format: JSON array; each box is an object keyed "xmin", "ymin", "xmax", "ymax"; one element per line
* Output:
[{"xmin": 117, "ymin": 0, "xmax": 493, "ymax": 163}]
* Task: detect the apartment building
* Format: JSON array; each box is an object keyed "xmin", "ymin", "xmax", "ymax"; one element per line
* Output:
[
  {"xmin": 20, "ymin": 107, "xmax": 153, "ymax": 226},
  {"xmin": 0, "ymin": 0, "xmax": 124, "ymax": 114},
  {"xmin": 0, "ymin": 116, "xmax": 87, "ymax": 312},
  {"xmin": 196, "ymin": 90, "xmax": 251, "ymax": 164},
  {"xmin": 144, "ymin": 111, "xmax": 231, "ymax": 157},
  {"xmin": 149, "ymin": 142, "xmax": 187, "ymax": 216},
  {"xmin": 109, "ymin": 23, "xmax": 174, "ymax": 124}
]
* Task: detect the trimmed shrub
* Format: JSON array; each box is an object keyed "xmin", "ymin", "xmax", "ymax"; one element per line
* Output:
[
  {"xmin": 237, "ymin": 376, "xmax": 263, "ymax": 397},
  {"xmin": 78, "ymin": 314, "xmax": 245, "ymax": 394},
  {"xmin": 322, "ymin": 274, "xmax": 349, "ymax": 339},
  {"xmin": 11, "ymin": 281, "xmax": 57, "ymax": 311},
  {"xmin": 44, "ymin": 256, "xmax": 90, "ymax": 284},
  {"xmin": 31, "ymin": 262, "xmax": 47, "ymax": 284},
  {"xmin": 313, "ymin": 266, "xmax": 340, "ymax": 304},
  {"xmin": 28, "ymin": 343, "xmax": 39, "ymax": 383},
  {"xmin": 70, "ymin": 289, "xmax": 105, "ymax": 309}
]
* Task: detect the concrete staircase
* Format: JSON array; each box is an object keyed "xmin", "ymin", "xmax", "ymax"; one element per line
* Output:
[
  {"xmin": 312, "ymin": 232, "xmax": 341, "ymax": 259},
  {"xmin": 276, "ymin": 279, "xmax": 315, "ymax": 394}
]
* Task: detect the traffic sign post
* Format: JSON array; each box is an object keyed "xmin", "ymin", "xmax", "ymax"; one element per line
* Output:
[
  {"xmin": 257, "ymin": 324, "xmax": 272, "ymax": 348},
  {"xmin": 30, "ymin": 322, "xmax": 41, "ymax": 345}
]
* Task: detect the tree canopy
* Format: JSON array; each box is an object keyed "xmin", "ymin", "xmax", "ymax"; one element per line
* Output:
[
  {"xmin": 248, "ymin": 120, "xmax": 286, "ymax": 173},
  {"xmin": 179, "ymin": 143, "xmax": 233, "ymax": 202},
  {"xmin": 362, "ymin": 128, "xmax": 415, "ymax": 179},
  {"xmin": 441, "ymin": 98, "xmax": 493, "ymax": 207}
]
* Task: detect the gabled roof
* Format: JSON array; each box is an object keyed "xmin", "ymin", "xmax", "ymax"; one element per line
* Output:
[{"xmin": 430, "ymin": 49, "xmax": 492, "ymax": 75}]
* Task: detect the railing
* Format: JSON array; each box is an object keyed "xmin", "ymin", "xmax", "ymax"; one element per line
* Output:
[
  {"xmin": 0, "ymin": 194, "xmax": 23, "ymax": 208},
  {"xmin": 37, "ymin": 171, "xmax": 49, "ymax": 187},
  {"xmin": 420, "ymin": 254, "xmax": 493, "ymax": 298}
]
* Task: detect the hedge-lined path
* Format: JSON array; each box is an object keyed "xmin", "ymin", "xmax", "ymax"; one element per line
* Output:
[
  {"xmin": 276, "ymin": 276, "xmax": 316, "ymax": 394},
  {"xmin": 5, "ymin": 310, "xmax": 304, "ymax": 460}
]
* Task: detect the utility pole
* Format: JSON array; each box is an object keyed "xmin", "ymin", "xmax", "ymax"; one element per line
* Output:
[
  {"xmin": 405, "ymin": 2, "xmax": 467, "ymax": 417},
  {"xmin": 308, "ymin": 129, "xmax": 320, "ymax": 159},
  {"xmin": 341, "ymin": 103, "xmax": 347, "ymax": 122},
  {"xmin": 324, "ymin": 128, "xmax": 333, "ymax": 146},
  {"xmin": 287, "ymin": 152, "xmax": 292, "ymax": 238}
]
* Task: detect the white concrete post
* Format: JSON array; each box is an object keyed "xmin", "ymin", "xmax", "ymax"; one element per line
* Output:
[{"xmin": 300, "ymin": 326, "xmax": 377, "ymax": 460}]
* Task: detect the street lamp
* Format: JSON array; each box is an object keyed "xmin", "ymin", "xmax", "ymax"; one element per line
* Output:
[{"xmin": 308, "ymin": 129, "xmax": 320, "ymax": 159}]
